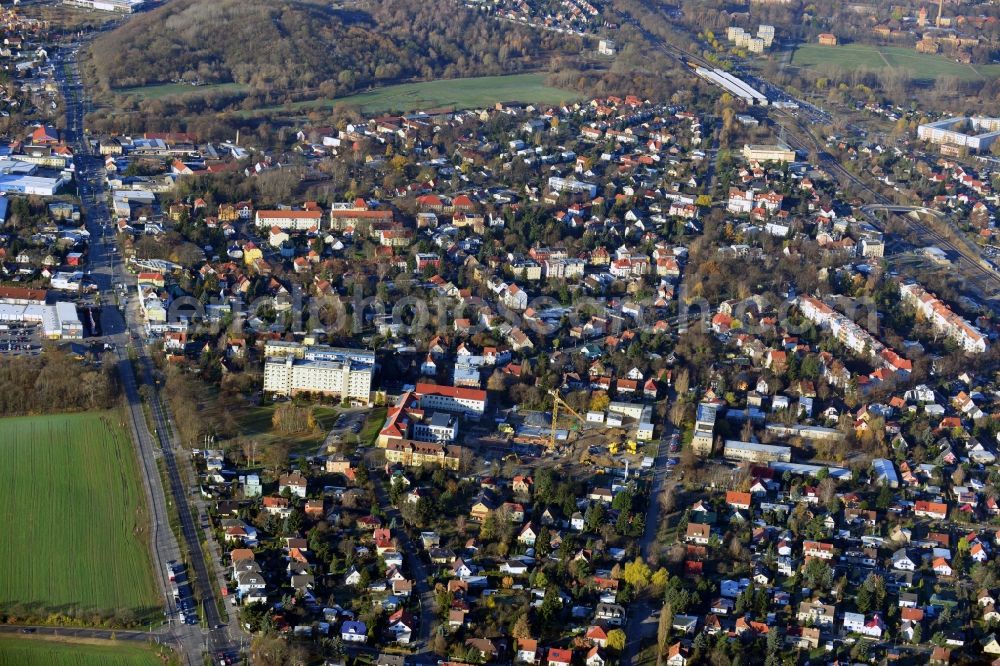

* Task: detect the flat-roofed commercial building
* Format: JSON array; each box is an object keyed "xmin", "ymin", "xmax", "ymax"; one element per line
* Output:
[
  {"xmin": 263, "ymin": 341, "xmax": 377, "ymax": 365},
  {"xmin": 412, "ymin": 412, "xmax": 459, "ymax": 443},
  {"xmin": 724, "ymin": 439, "xmax": 791, "ymax": 463},
  {"xmin": 0, "ymin": 174, "xmax": 67, "ymax": 196},
  {"xmin": 917, "ymin": 117, "xmax": 1000, "ymax": 152},
  {"xmin": 742, "ymin": 144, "xmax": 795, "ymax": 163},
  {"xmin": 693, "ymin": 402, "xmax": 719, "ymax": 456},
  {"xmin": 63, "ymin": 0, "xmax": 144, "ymax": 12},
  {"xmin": 769, "ymin": 461, "xmax": 852, "ymax": 480},
  {"xmin": 254, "ymin": 209, "xmax": 323, "ymax": 231},
  {"xmin": 306, "ymin": 346, "xmax": 376, "ymax": 365},
  {"xmin": 0, "ymin": 299, "xmax": 82, "ymax": 339},
  {"xmin": 0, "ymin": 287, "xmax": 81, "ymax": 339}
]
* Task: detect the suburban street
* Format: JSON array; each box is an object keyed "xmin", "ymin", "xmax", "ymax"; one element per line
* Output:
[
  {"xmin": 54, "ymin": 42, "xmax": 240, "ymax": 665},
  {"xmin": 620, "ymin": 421, "xmax": 675, "ymax": 666},
  {"xmin": 371, "ymin": 473, "xmax": 437, "ymax": 649}
]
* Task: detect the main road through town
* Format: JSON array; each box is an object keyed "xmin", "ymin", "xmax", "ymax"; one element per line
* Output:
[{"xmin": 53, "ymin": 42, "xmax": 241, "ymax": 665}]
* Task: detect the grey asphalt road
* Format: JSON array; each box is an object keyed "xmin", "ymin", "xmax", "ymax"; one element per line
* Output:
[{"xmin": 52, "ymin": 41, "xmax": 242, "ymax": 665}]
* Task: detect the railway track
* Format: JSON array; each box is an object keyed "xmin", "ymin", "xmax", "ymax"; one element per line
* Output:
[
  {"xmin": 613, "ymin": 3, "xmax": 1000, "ymax": 307},
  {"xmin": 776, "ymin": 117, "xmax": 1000, "ymax": 306}
]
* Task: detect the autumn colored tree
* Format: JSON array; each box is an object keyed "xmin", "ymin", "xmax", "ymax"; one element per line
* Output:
[{"xmin": 623, "ymin": 557, "xmax": 651, "ymax": 590}]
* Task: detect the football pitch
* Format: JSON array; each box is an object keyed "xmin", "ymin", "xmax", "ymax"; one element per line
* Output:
[{"xmin": 790, "ymin": 43, "xmax": 1000, "ymax": 82}]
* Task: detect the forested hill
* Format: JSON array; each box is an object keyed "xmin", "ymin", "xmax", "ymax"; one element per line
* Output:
[{"xmin": 87, "ymin": 0, "xmax": 572, "ymax": 95}]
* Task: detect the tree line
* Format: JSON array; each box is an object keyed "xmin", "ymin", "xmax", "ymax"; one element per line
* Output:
[
  {"xmin": 86, "ymin": 0, "xmax": 571, "ymax": 96},
  {"xmin": 0, "ymin": 349, "xmax": 119, "ymax": 416}
]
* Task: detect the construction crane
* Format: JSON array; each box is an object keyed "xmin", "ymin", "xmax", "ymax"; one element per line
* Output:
[{"xmin": 548, "ymin": 389, "xmax": 586, "ymax": 450}]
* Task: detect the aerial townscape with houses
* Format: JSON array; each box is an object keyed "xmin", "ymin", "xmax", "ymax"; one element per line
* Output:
[{"xmin": 7, "ymin": 1, "xmax": 1000, "ymax": 666}]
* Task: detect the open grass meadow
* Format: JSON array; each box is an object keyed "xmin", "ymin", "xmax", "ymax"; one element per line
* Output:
[
  {"xmin": 235, "ymin": 403, "xmax": 339, "ymax": 456},
  {"xmin": 790, "ymin": 43, "xmax": 1000, "ymax": 82},
  {"xmin": 237, "ymin": 73, "xmax": 579, "ymax": 117},
  {"xmin": 0, "ymin": 412, "xmax": 160, "ymax": 624},
  {"xmin": 0, "ymin": 635, "xmax": 169, "ymax": 666},
  {"xmin": 113, "ymin": 81, "xmax": 249, "ymax": 101},
  {"xmin": 359, "ymin": 406, "xmax": 389, "ymax": 447}
]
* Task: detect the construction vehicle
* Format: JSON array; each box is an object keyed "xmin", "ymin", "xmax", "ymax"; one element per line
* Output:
[
  {"xmin": 608, "ymin": 439, "xmax": 637, "ymax": 456},
  {"xmin": 548, "ymin": 389, "xmax": 585, "ymax": 450}
]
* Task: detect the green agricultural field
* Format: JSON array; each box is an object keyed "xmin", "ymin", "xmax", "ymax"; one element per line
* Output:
[
  {"xmin": 0, "ymin": 412, "xmax": 159, "ymax": 623},
  {"xmin": 238, "ymin": 73, "xmax": 578, "ymax": 117},
  {"xmin": 113, "ymin": 81, "xmax": 248, "ymax": 101},
  {"xmin": 790, "ymin": 43, "xmax": 1000, "ymax": 82},
  {"xmin": 0, "ymin": 636, "xmax": 167, "ymax": 666}
]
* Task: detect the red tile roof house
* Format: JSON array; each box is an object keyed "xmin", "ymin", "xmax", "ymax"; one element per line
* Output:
[
  {"xmin": 516, "ymin": 638, "xmax": 538, "ymax": 664},
  {"xmin": 262, "ymin": 496, "xmax": 291, "ymax": 517},
  {"xmin": 547, "ymin": 648, "xmax": 573, "ymax": 666},
  {"xmin": 586, "ymin": 624, "xmax": 608, "ymax": 647},
  {"xmin": 725, "ymin": 491, "xmax": 752, "ymax": 511},
  {"xmin": 685, "ymin": 523, "xmax": 711, "ymax": 545},
  {"xmin": 802, "ymin": 540, "xmax": 835, "ymax": 560},
  {"xmin": 915, "ymin": 500, "xmax": 949, "ymax": 520},
  {"xmin": 665, "ymin": 642, "xmax": 689, "ymax": 666},
  {"xmin": 31, "ymin": 125, "xmax": 59, "ymax": 144}
]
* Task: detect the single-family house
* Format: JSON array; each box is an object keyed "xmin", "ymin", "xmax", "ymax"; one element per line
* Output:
[{"xmin": 342, "ymin": 620, "xmax": 368, "ymax": 643}]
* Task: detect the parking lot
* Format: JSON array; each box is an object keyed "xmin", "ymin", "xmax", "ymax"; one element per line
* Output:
[
  {"xmin": 335, "ymin": 412, "xmax": 365, "ymax": 434},
  {"xmin": 167, "ymin": 561, "xmax": 199, "ymax": 626},
  {"xmin": 323, "ymin": 410, "xmax": 368, "ymax": 451},
  {"xmin": 0, "ymin": 323, "xmax": 42, "ymax": 355},
  {"xmin": 330, "ymin": 412, "xmax": 364, "ymax": 438}
]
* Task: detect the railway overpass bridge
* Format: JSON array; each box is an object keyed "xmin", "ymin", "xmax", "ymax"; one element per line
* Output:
[{"xmin": 860, "ymin": 204, "xmax": 945, "ymax": 219}]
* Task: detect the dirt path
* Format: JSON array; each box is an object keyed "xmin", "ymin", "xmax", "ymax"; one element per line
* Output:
[{"xmin": 966, "ymin": 62, "xmax": 985, "ymax": 79}]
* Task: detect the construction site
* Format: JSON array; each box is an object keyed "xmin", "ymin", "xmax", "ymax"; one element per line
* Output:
[{"xmin": 473, "ymin": 390, "xmax": 659, "ymax": 471}]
